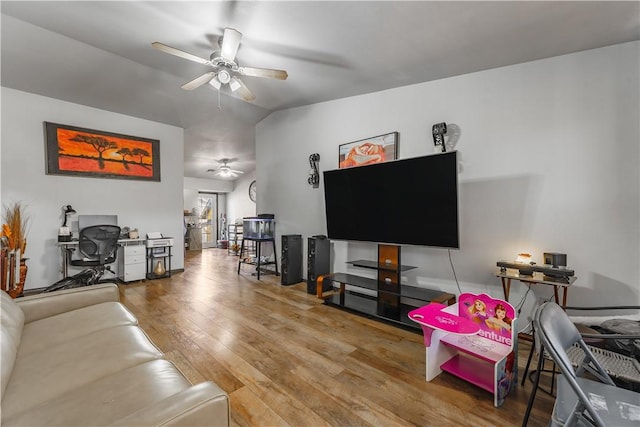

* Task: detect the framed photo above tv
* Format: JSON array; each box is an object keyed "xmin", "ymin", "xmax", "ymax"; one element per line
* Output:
[
  {"xmin": 44, "ymin": 122, "xmax": 161, "ymax": 181},
  {"xmin": 339, "ymin": 132, "xmax": 398, "ymax": 169}
]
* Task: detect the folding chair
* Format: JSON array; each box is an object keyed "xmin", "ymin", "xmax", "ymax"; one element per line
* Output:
[{"xmin": 532, "ymin": 302, "xmax": 640, "ymax": 426}]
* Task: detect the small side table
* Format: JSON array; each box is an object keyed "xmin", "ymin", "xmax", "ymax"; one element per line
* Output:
[
  {"xmin": 146, "ymin": 240, "xmax": 173, "ymax": 280},
  {"xmin": 495, "ymin": 270, "xmax": 577, "ymax": 307},
  {"xmin": 237, "ymin": 237, "xmax": 279, "ymax": 280}
]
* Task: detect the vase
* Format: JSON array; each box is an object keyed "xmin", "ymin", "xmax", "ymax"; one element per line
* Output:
[
  {"xmin": 153, "ymin": 260, "xmax": 166, "ymax": 276},
  {"xmin": 12, "ymin": 259, "xmax": 27, "ymax": 298},
  {"xmin": 3, "ymin": 256, "xmax": 26, "ymax": 299}
]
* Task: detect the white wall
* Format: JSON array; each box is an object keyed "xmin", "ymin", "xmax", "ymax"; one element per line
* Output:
[
  {"xmin": 226, "ymin": 173, "xmax": 256, "ymax": 225},
  {"xmin": 256, "ymin": 42, "xmax": 640, "ymax": 318},
  {"xmin": 1, "ymin": 88, "xmax": 185, "ymax": 289}
]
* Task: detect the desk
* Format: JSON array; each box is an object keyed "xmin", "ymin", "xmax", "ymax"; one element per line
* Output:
[
  {"xmin": 495, "ymin": 269, "xmax": 577, "ymax": 307},
  {"xmin": 58, "ymin": 238, "xmax": 145, "ymax": 278},
  {"xmin": 408, "ymin": 295, "xmax": 519, "ymax": 407},
  {"xmin": 408, "ymin": 303, "xmax": 480, "ymax": 346}
]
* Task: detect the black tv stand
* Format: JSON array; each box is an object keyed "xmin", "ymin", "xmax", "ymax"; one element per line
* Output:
[{"xmin": 317, "ymin": 244, "xmax": 456, "ymax": 332}]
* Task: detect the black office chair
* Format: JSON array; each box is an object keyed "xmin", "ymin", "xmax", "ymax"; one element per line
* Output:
[
  {"xmin": 45, "ymin": 225, "xmax": 121, "ymax": 292},
  {"xmin": 72, "ymin": 225, "xmax": 121, "ymax": 268}
]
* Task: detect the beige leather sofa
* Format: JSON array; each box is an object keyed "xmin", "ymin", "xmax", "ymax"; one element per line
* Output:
[{"xmin": 1, "ymin": 284, "xmax": 229, "ymax": 426}]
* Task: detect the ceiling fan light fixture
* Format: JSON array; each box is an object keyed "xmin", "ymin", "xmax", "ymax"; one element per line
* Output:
[
  {"xmin": 207, "ymin": 159, "xmax": 244, "ymax": 178},
  {"xmin": 218, "ymin": 69, "xmax": 231, "ymax": 84},
  {"xmin": 229, "ymin": 77, "xmax": 241, "ymax": 92},
  {"xmin": 209, "ymin": 75, "xmax": 222, "ymax": 90}
]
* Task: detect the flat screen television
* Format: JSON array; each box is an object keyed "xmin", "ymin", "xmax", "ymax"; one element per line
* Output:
[{"xmin": 323, "ymin": 151, "xmax": 459, "ymax": 248}]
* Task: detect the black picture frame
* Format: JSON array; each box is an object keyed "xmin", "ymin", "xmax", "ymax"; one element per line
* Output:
[{"xmin": 44, "ymin": 121, "xmax": 161, "ymax": 182}]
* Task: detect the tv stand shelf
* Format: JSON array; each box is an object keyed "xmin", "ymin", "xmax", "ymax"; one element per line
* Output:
[
  {"xmin": 347, "ymin": 259, "xmax": 417, "ymax": 272},
  {"xmin": 317, "ymin": 245, "xmax": 455, "ymax": 332},
  {"xmin": 319, "ymin": 273, "xmax": 455, "ymax": 331}
]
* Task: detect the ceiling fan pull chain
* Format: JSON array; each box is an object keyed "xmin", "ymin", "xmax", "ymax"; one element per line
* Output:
[{"xmin": 217, "ymin": 88, "xmax": 222, "ymax": 110}]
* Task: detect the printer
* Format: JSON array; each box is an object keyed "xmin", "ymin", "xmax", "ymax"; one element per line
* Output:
[{"xmin": 146, "ymin": 232, "xmax": 174, "ymax": 248}]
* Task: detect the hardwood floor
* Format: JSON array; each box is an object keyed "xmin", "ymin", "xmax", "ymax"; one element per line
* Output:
[{"xmin": 118, "ymin": 248, "xmax": 555, "ymax": 426}]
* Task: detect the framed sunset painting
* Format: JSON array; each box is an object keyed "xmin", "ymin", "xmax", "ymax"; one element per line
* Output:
[{"xmin": 44, "ymin": 122, "xmax": 160, "ymax": 181}]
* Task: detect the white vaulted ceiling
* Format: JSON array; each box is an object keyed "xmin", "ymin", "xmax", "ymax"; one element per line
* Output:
[{"xmin": 2, "ymin": 1, "xmax": 639, "ymax": 179}]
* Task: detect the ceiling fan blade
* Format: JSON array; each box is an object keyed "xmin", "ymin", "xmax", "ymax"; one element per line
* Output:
[
  {"xmin": 220, "ymin": 28, "xmax": 242, "ymax": 61},
  {"xmin": 232, "ymin": 77, "xmax": 256, "ymax": 102},
  {"xmin": 181, "ymin": 72, "xmax": 217, "ymax": 90},
  {"xmin": 238, "ymin": 66, "xmax": 288, "ymax": 80},
  {"xmin": 151, "ymin": 42, "xmax": 209, "ymax": 65}
]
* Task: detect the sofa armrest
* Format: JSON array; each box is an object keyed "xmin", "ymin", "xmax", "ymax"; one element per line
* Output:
[
  {"xmin": 16, "ymin": 283, "xmax": 120, "ymax": 323},
  {"xmin": 110, "ymin": 382, "xmax": 230, "ymax": 427}
]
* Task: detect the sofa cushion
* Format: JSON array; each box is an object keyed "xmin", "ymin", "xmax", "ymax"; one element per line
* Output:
[
  {"xmin": 1, "ymin": 291, "xmax": 25, "ymax": 398},
  {"xmin": 2, "ymin": 359, "xmax": 192, "ymax": 426},
  {"xmin": 111, "ymin": 382, "xmax": 231, "ymax": 427},
  {"xmin": 2, "ymin": 325, "xmax": 163, "ymax": 419},
  {"xmin": 19, "ymin": 301, "xmax": 138, "ymax": 355},
  {"xmin": 16, "ymin": 283, "xmax": 120, "ymax": 323}
]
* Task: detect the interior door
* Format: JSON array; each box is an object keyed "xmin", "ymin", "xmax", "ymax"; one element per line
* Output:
[{"xmin": 197, "ymin": 192, "xmax": 218, "ymax": 248}]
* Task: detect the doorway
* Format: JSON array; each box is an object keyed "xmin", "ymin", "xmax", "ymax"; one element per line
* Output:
[{"xmin": 197, "ymin": 192, "xmax": 218, "ymax": 249}]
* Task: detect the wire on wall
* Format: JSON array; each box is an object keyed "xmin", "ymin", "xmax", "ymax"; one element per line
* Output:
[{"xmin": 448, "ymin": 249, "xmax": 462, "ymax": 295}]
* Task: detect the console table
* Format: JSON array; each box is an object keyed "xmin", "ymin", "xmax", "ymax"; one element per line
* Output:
[{"xmin": 495, "ymin": 269, "xmax": 577, "ymax": 306}]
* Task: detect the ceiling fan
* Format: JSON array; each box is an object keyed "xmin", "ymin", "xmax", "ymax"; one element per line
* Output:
[
  {"xmin": 207, "ymin": 159, "xmax": 244, "ymax": 178},
  {"xmin": 152, "ymin": 27, "xmax": 288, "ymax": 102}
]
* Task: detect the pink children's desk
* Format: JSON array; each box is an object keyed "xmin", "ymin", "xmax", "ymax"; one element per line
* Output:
[
  {"xmin": 408, "ymin": 294, "xmax": 518, "ymax": 408},
  {"xmin": 408, "ymin": 303, "xmax": 480, "ymax": 346},
  {"xmin": 408, "ymin": 303, "xmax": 481, "ymax": 384}
]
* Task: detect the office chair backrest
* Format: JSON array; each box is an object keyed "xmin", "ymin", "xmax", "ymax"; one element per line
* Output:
[{"xmin": 78, "ymin": 225, "xmax": 121, "ymax": 265}]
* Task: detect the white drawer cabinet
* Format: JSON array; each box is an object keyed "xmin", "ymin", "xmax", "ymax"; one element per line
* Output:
[{"xmin": 118, "ymin": 243, "xmax": 146, "ymax": 282}]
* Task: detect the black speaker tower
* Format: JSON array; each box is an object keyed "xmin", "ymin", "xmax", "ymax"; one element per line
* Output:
[
  {"xmin": 307, "ymin": 236, "xmax": 330, "ymax": 294},
  {"xmin": 281, "ymin": 234, "xmax": 302, "ymax": 285}
]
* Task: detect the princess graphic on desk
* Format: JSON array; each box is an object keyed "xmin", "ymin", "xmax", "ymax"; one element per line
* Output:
[
  {"xmin": 485, "ymin": 303, "xmax": 513, "ymax": 335},
  {"xmin": 467, "ymin": 299, "xmax": 489, "ymax": 324}
]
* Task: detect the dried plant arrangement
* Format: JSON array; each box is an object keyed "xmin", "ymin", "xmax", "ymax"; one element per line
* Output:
[
  {"xmin": 2, "ymin": 202, "xmax": 29, "ymax": 255},
  {"xmin": 1, "ymin": 202, "xmax": 30, "ymax": 298}
]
